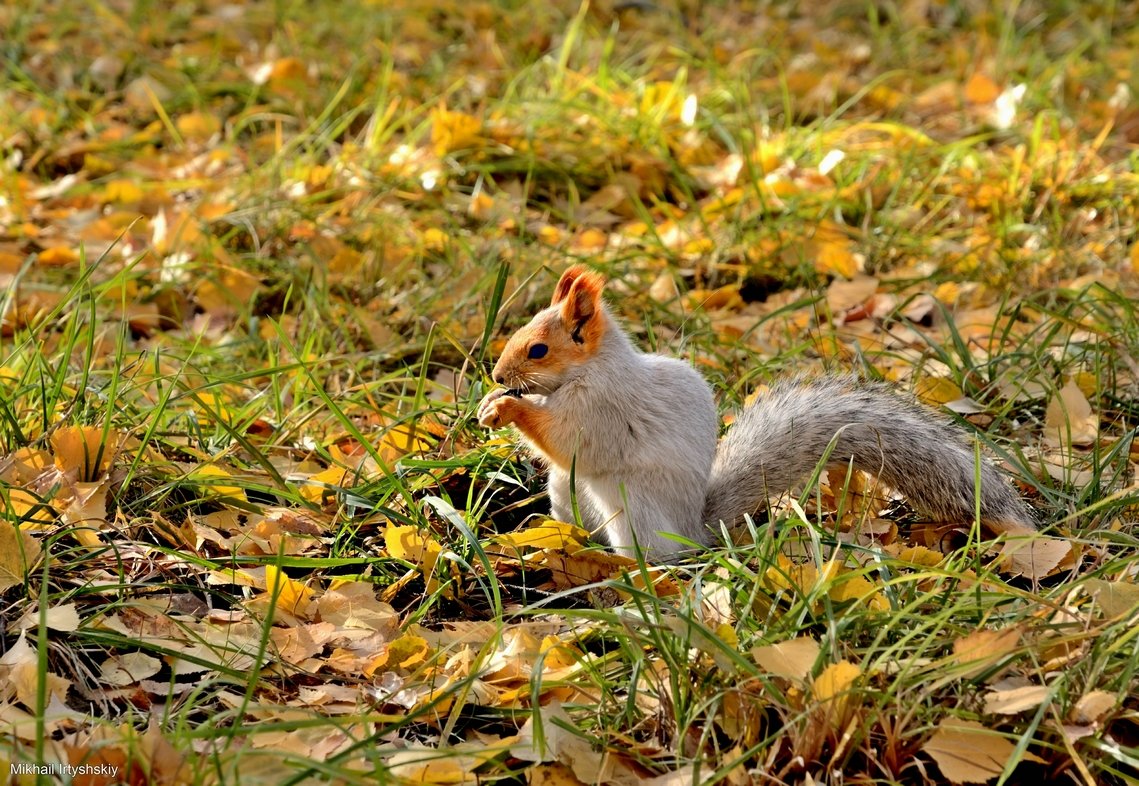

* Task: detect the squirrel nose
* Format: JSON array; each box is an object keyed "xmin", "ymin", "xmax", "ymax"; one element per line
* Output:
[{"xmin": 493, "ymin": 373, "xmax": 505, "ymax": 385}]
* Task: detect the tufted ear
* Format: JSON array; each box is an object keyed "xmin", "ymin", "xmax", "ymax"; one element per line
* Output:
[
  {"xmin": 559, "ymin": 268, "xmax": 606, "ymax": 343},
  {"xmin": 551, "ymin": 265, "xmax": 592, "ymax": 306}
]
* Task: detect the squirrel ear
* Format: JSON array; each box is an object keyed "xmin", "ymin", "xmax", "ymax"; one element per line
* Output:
[
  {"xmin": 560, "ymin": 270, "xmax": 605, "ymax": 342},
  {"xmin": 551, "ymin": 265, "xmax": 591, "ymax": 306}
]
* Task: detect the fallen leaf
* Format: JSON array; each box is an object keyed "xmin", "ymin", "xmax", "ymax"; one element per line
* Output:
[
  {"xmin": 751, "ymin": 637, "xmax": 820, "ymax": 680},
  {"xmin": 0, "ymin": 523, "xmax": 42, "ymax": 592},
  {"xmin": 1000, "ymin": 535, "xmax": 1071, "ymax": 580},
  {"xmin": 1045, "ymin": 379, "xmax": 1098, "ymax": 449},
  {"xmin": 952, "ymin": 628, "xmax": 1020, "ymax": 679},
  {"xmin": 51, "ymin": 425, "xmax": 117, "ymax": 481},
  {"xmin": 1070, "ymin": 690, "xmax": 1116, "ymax": 724},
  {"xmin": 982, "ymin": 684, "xmax": 1051, "ymax": 715},
  {"xmin": 100, "ymin": 652, "xmax": 163, "ymax": 686},
  {"xmin": 924, "ymin": 719, "xmax": 1031, "ymax": 784},
  {"xmin": 1083, "ymin": 578, "xmax": 1139, "ymax": 619},
  {"xmin": 494, "ymin": 519, "xmax": 589, "ymax": 553}
]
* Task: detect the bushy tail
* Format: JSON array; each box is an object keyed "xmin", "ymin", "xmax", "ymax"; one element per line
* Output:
[{"xmin": 702, "ymin": 376, "xmax": 1036, "ymax": 534}]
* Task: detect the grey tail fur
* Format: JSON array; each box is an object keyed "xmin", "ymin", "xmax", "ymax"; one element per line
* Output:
[{"xmin": 702, "ymin": 376, "xmax": 1036, "ymax": 533}]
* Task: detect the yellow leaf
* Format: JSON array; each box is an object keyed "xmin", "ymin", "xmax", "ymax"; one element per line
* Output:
[
  {"xmin": 430, "ymin": 107, "xmax": 481, "ymax": 156},
  {"xmin": 888, "ymin": 544, "xmax": 945, "ymax": 567},
  {"xmin": 50, "ymin": 425, "xmax": 117, "ymax": 481},
  {"xmin": 494, "ymin": 519, "xmax": 589, "ymax": 553},
  {"xmin": 103, "ymin": 179, "xmax": 144, "ymax": 204},
  {"xmin": 812, "ymin": 660, "xmax": 861, "ymax": 730},
  {"xmin": 813, "ymin": 225, "xmax": 861, "ymax": 279},
  {"xmin": 537, "ymin": 225, "xmax": 563, "ymax": 245},
  {"xmin": 3, "ymin": 488, "xmax": 56, "ymax": 530},
  {"xmin": 385, "ymin": 523, "xmax": 443, "ymax": 591},
  {"xmin": 191, "ymin": 465, "xmax": 247, "ymax": 503},
  {"xmin": 0, "ymin": 522, "xmax": 42, "ymax": 592},
  {"xmin": 828, "ymin": 574, "xmax": 890, "ymax": 612},
  {"xmin": 468, "ymin": 192, "xmax": 495, "ymax": 221},
  {"xmin": 422, "ymin": 227, "xmax": 448, "ymax": 252},
  {"xmin": 380, "ymin": 422, "xmax": 432, "ymax": 462},
  {"xmin": 915, "ymin": 376, "xmax": 964, "ymax": 407},
  {"xmin": 299, "ymin": 465, "xmax": 353, "ymax": 503},
  {"xmin": 37, "ymin": 246, "xmax": 79, "ymax": 266},
  {"xmin": 176, "ymin": 111, "xmax": 220, "ymax": 140},
  {"xmin": 386, "ymin": 633, "xmax": 430, "ymax": 670},
  {"xmin": 261, "ymin": 564, "xmax": 314, "ymax": 617}
]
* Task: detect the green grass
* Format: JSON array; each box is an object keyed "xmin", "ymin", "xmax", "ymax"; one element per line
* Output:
[{"xmin": 2, "ymin": 0, "xmax": 1139, "ymax": 784}]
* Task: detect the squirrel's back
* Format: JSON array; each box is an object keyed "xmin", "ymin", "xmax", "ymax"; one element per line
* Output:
[{"xmin": 703, "ymin": 375, "xmax": 1036, "ymax": 535}]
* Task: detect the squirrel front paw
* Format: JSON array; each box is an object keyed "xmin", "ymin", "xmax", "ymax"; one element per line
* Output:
[{"xmin": 477, "ymin": 388, "xmax": 521, "ymax": 428}]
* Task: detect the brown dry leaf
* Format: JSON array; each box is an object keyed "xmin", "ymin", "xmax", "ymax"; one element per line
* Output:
[
  {"xmin": 825, "ymin": 275, "xmax": 878, "ymax": 313},
  {"xmin": 0, "ymin": 630, "xmax": 72, "ymax": 709},
  {"xmin": 1045, "ymin": 379, "xmax": 1098, "ymax": 449},
  {"xmin": 982, "ymin": 684, "xmax": 1051, "ymax": 715},
  {"xmin": 511, "ymin": 703, "xmax": 641, "ymax": 785},
  {"xmin": 1083, "ymin": 578, "xmax": 1139, "ymax": 619},
  {"xmin": 751, "ymin": 637, "xmax": 820, "ymax": 680},
  {"xmin": 999, "ymin": 535, "xmax": 1071, "ymax": 580},
  {"xmin": 13, "ymin": 601, "xmax": 80, "ymax": 632},
  {"xmin": 0, "ymin": 523, "xmax": 42, "ymax": 592},
  {"xmin": 952, "ymin": 628, "xmax": 1020, "ymax": 679},
  {"xmin": 541, "ymin": 547, "xmax": 637, "ymax": 589},
  {"xmin": 317, "ymin": 580, "xmax": 398, "ymax": 632},
  {"xmin": 1070, "ymin": 690, "xmax": 1116, "ymax": 725},
  {"xmin": 924, "ymin": 719, "xmax": 1043, "ymax": 784},
  {"xmin": 99, "ymin": 652, "xmax": 163, "ymax": 686}
]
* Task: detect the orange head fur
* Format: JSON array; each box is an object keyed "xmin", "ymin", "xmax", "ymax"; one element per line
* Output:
[{"xmin": 491, "ymin": 266, "xmax": 609, "ymax": 394}]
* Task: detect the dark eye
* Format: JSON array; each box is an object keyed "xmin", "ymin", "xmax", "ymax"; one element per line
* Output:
[{"xmin": 528, "ymin": 343, "xmax": 548, "ymax": 359}]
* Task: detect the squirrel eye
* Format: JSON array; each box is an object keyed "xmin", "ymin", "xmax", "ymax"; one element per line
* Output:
[{"xmin": 528, "ymin": 343, "xmax": 548, "ymax": 359}]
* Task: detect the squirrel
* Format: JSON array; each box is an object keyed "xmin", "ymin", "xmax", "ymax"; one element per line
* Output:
[{"xmin": 477, "ymin": 266, "xmax": 1037, "ymax": 558}]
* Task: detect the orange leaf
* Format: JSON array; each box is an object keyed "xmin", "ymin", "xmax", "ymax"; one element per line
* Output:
[{"xmin": 37, "ymin": 246, "xmax": 79, "ymax": 267}]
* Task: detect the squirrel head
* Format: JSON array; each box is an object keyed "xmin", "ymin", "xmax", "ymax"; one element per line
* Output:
[{"xmin": 491, "ymin": 265, "xmax": 609, "ymax": 394}]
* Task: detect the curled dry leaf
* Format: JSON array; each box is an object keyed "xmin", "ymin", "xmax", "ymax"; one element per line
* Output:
[{"xmin": 982, "ymin": 684, "xmax": 1051, "ymax": 715}]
